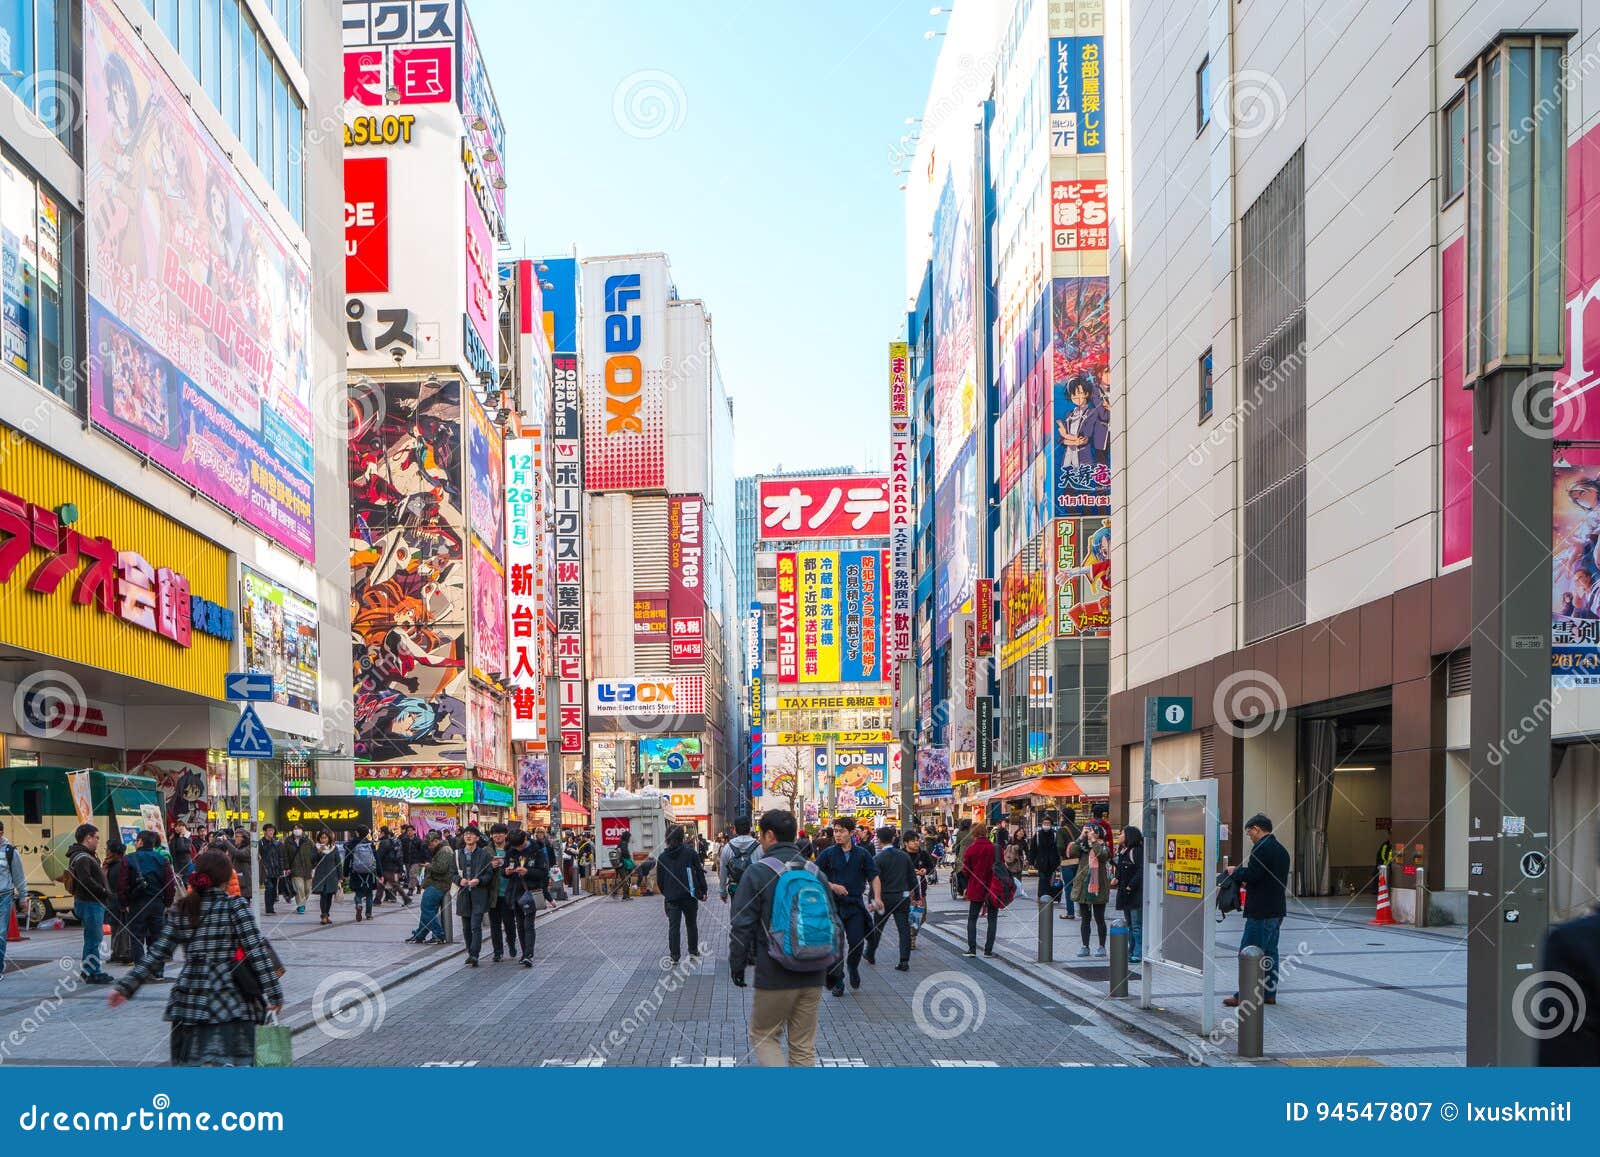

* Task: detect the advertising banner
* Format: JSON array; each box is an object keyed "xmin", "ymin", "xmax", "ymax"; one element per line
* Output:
[
  {"xmin": 587, "ymin": 676, "xmax": 705, "ymax": 718},
  {"xmin": 1049, "ymin": 34, "xmax": 1106, "ymax": 156},
  {"xmin": 240, "ymin": 568, "xmax": 320, "ymax": 714},
  {"xmin": 275, "ymin": 796, "xmax": 374, "ymax": 836},
  {"xmin": 822, "ymin": 746, "xmax": 890, "ymax": 812},
  {"xmin": 839, "ymin": 549, "xmax": 883, "ymax": 683},
  {"xmin": 582, "ymin": 256, "xmax": 668, "ymax": 491},
  {"xmin": 774, "ymin": 730, "xmax": 894, "ymax": 746},
  {"xmin": 1055, "ymin": 517, "xmax": 1111, "ymax": 638},
  {"xmin": 457, "ymin": 3, "xmax": 507, "ymax": 218},
  {"xmin": 749, "ymin": 599, "xmax": 765, "ymax": 796},
  {"xmin": 668, "ymin": 494, "xmax": 705, "ymax": 664},
  {"xmin": 776, "ymin": 694, "xmax": 892, "ymax": 710},
  {"xmin": 932, "ymin": 170, "xmax": 977, "ymax": 489},
  {"xmin": 889, "ymin": 411, "xmax": 914, "ymax": 688},
  {"xmin": 1000, "ymin": 529, "xmax": 1053, "ymax": 668},
  {"xmin": 516, "ymin": 752, "xmax": 549, "ymax": 806},
  {"xmin": 975, "ymin": 578, "xmax": 994, "ymax": 657},
  {"xmin": 757, "ymin": 475, "xmax": 891, "ymax": 540},
  {"xmin": 467, "ymin": 685, "xmax": 502, "ymax": 771},
  {"xmin": 1050, "ymin": 180, "xmax": 1109, "ymax": 252},
  {"xmin": 775, "ymin": 552, "xmax": 799, "ymax": 684},
  {"xmin": 916, "ymin": 747, "xmax": 953, "ymax": 799},
  {"xmin": 506, "ymin": 435, "xmax": 546, "ymax": 742},
  {"xmin": 1052, "ymin": 277, "xmax": 1112, "ymax": 515},
  {"xmin": 85, "ymin": 0, "xmax": 314, "ymax": 560},
  {"xmin": 350, "ymin": 378, "xmax": 468, "ymax": 764},
  {"xmin": 639, "ymin": 736, "xmax": 702, "ymax": 781},
  {"xmin": 797, "ymin": 551, "xmax": 841, "ymax": 683},
  {"xmin": 342, "ymin": 0, "xmax": 457, "ymax": 106},
  {"xmin": 344, "ymin": 156, "xmax": 389, "ymax": 292},
  {"xmin": 470, "ymin": 542, "xmax": 506, "ymax": 683},
  {"xmin": 551, "ymin": 409, "xmax": 585, "ymax": 754},
  {"xmin": 464, "ymin": 184, "xmax": 495, "ymax": 362},
  {"xmin": 934, "ymin": 440, "xmax": 978, "ymax": 647},
  {"xmin": 467, "ymin": 392, "xmax": 505, "ymax": 560},
  {"xmin": 633, "ymin": 592, "xmax": 669, "ymax": 641},
  {"xmin": 1554, "ymin": 465, "xmax": 1600, "ymax": 685}
]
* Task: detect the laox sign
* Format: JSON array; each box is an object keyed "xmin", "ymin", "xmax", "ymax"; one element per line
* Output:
[
  {"xmin": 595, "ymin": 681, "xmax": 677, "ymax": 704},
  {"xmin": 601, "ymin": 274, "xmax": 644, "ymax": 433}
]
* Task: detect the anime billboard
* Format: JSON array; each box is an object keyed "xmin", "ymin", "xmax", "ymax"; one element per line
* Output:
[
  {"xmin": 1052, "ymin": 277, "xmax": 1111, "ymax": 515},
  {"xmin": 934, "ymin": 438, "xmax": 977, "ymax": 649},
  {"xmin": 466, "ymin": 391, "xmax": 505, "ymax": 560},
  {"xmin": 1554, "ymin": 466, "xmax": 1600, "ymax": 686},
  {"xmin": 349, "ymin": 377, "xmax": 468, "ymax": 763}
]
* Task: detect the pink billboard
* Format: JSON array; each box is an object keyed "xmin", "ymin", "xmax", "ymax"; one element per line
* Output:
[
  {"xmin": 1443, "ymin": 122, "xmax": 1600, "ymax": 566},
  {"xmin": 465, "ymin": 185, "xmax": 495, "ymax": 362},
  {"xmin": 83, "ymin": 0, "xmax": 314, "ymax": 560}
]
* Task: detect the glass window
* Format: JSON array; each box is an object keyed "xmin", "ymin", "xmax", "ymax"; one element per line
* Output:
[
  {"xmin": 289, "ymin": 96, "xmax": 303, "ymax": 225},
  {"xmin": 1442, "ymin": 91, "xmax": 1466, "ymax": 205},
  {"xmin": 1198, "ymin": 347, "xmax": 1214, "ymax": 422},
  {"xmin": 1, "ymin": 0, "xmax": 36, "ymax": 102},
  {"xmin": 201, "ymin": 0, "xmax": 220, "ymax": 109},
  {"xmin": 157, "ymin": 0, "xmax": 178, "ymax": 45},
  {"xmin": 256, "ymin": 26, "xmax": 272, "ymax": 178},
  {"xmin": 1196, "ymin": 54, "xmax": 1210, "ymax": 133},
  {"xmin": 180, "ymin": 0, "xmax": 199, "ymax": 78},
  {"xmin": 287, "ymin": 0, "xmax": 301, "ymax": 61},
  {"xmin": 221, "ymin": 0, "xmax": 238, "ymax": 137},
  {"xmin": 238, "ymin": 13, "xmax": 255, "ymax": 159},
  {"xmin": 272, "ymin": 62, "xmax": 288, "ymax": 202},
  {"xmin": 0, "ymin": 150, "xmax": 78, "ymax": 407}
]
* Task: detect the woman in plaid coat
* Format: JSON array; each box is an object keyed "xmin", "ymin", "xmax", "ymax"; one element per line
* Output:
[{"xmin": 110, "ymin": 850, "xmax": 283, "ymax": 1066}]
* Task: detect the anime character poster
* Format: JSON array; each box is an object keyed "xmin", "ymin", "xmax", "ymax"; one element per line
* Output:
[
  {"xmin": 467, "ymin": 686, "xmax": 504, "ymax": 772},
  {"xmin": 1055, "ymin": 517, "xmax": 1111, "ymax": 638},
  {"xmin": 129, "ymin": 751, "xmax": 210, "ymax": 831},
  {"xmin": 1553, "ymin": 465, "xmax": 1600, "ymax": 686},
  {"xmin": 516, "ymin": 753, "xmax": 549, "ymax": 806},
  {"xmin": 83, "ymin": 0, "xmax": 314, "ymax": 559},
  {"xmin": 934, "ymin": 438, "xmax": 977, "ymax": 649},
  {"xmin": 466, "ymin": 391, "xmax": 505, "ymax": 560},
  {"xmin": 915, "ymin": 747, "xmax": 953, "ymax": 799},
  {"xmin": 349, "ymin": 377, "xmax": 468, "ymax": 762},
  {"xmin": 1052, "ymin": 277, "xmax": 1111, "ymax": 515},
  {"xmin": 470, "ymin": 542, "xmax": 507, "ymax": 683},
  {"xmin": 932, "ymin": 168, "xmax": 977, "ymax": 489}
]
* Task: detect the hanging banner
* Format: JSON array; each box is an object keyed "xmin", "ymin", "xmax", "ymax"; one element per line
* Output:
[
  {"xmin": 668, "ymin": 494, "xmax": 705, "ymax": 665},
  {"xmin": 776, "ymin": 552, "xmax": 799, "ymax": 684},
  {"xmin": 506, "ymin": 434, "xmax": 546, "ymax": 742},
  {"xmin": 551, "ymin": 356, "xmax": 586, "ymax": 756},
  {"xmin": 975, "ymin": 578, "xmax": 994, "ymax": 657},
  {"xmin": 1055, "ymin": 517, "xmax": 1111, "ymax": 638},
  {"xmin": 915, "ymin": 747, "xmax": 952, "ymax": 799},
  {"xmin": 516, "ymin": 752, "xmax": 549, "ymax": 806},
  {"xmin": 1555, "ymin": 464, "xmax": 1600, "ymax": 685},
  {"xmin": 67, "ymin": 770, "xmax": 95, "ymax": 824}
]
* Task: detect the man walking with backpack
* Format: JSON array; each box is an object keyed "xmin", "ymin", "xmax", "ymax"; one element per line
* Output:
[
  {"xmin": 719, "ymin": 815, "xmax": 760, "ymax": 903},
  {"xmin": 729, "ymin": 809, "xmax": 843, "ymax": 1066}
]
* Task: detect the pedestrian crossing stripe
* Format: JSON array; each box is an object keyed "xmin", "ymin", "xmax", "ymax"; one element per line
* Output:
[
  {"xmin": 540, "ymin": 1058, "xmax": 606, "ymax": 1067},
  {"xmin": 818, "ymin": 1057, "xmax": 867, "ymax": 1067},
  {"xmin": 933, "ymin": 1060, "xmax": 998, "ymax": 1066}
]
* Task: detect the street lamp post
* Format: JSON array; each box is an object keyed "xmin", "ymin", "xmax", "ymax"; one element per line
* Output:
[{"xmin": 1459, "ymin": 29, "xmax": 1573, "ymax": 1067}]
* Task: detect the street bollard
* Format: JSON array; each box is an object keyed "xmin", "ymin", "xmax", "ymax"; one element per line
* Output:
[
  {"xmin": 1237, "ymin": 946, "xmax": 1266, "ymax": 1058},
  {"xmin": 444, "ymin": 886, "xmax": 455, "ymax": 944},
  {"xmin": 1108, "ymin": 922, "xmax": 1129, "ymax": 997},
  {"xmin": 1037, "ymin": 895, "xmax": 1055, "ymax": 962}
]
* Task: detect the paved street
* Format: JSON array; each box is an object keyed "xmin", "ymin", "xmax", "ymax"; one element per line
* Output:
[{"xmin": 298, "ymin": 889, "xmax": 1185, "ymax": 1068}]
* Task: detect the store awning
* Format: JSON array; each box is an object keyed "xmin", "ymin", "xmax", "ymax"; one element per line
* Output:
[
  {"xmin": 557, "ymin": 792, "xmax": 588, "ymax": 819},
  {"xmin": 990, "ymin": 775, "xmax": 1085, "ymax": 801}
]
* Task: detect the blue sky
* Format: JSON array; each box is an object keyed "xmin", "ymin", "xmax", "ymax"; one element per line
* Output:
[{"xmin": 473, "ymin": 0, "xmax": 939, "ymax": 476}]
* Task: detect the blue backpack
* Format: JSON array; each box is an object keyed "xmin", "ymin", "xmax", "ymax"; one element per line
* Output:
[{"xmin": 760, "ymin": 856, "xmax": 844, "ymax": 972}]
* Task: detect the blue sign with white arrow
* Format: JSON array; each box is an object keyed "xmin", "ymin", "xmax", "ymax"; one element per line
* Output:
[
  {"xmin": 666, "ymin": 752, "xmax": 685, "ymax": 771},
  {"xmin": 227, "ymin": 704, "xmax": 275, "ymax": 759},
  {"xmin": 225, "ymin": 671, "xmax": 274, "ymax": 702}
]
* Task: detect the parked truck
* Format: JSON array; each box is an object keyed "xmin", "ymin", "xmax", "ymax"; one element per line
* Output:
[{"xmin": 593, "ymin": 791, "xmax": 674, "ymax": 874}]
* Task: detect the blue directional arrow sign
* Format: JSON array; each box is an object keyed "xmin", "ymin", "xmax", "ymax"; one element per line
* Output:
[
  {"xmin": 666, "ymin": 752, "xmax": 685, "ymax": 771},
  {"xmin": 227, "ymin": 704, "xmax": 275, "ymax": 759},
  {"xmin": 225, "ymin": 671, "xmax": 274, "ymax": 702}
]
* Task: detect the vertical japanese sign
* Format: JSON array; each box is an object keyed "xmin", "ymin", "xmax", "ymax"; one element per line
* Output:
[
  {"xmin": 839, "ymin": 550, "xmax": 883, "ymax": 683},
  {"xmin": 748, "ymin": 601, "xmax": 764, "ymax": 799},
  {"xmin": 1055, "ymin": 517, "xmax": 1111, "ymax": 638},
  {"xmin": 975, "ymin": 578, "xmax": 994, "ymax": 657},
  {"xmin": 505, "ymin": 435, "xmax": 545, "ymax": 742},
  {"xmin": 888, "ymin": 341, "xmax": 913, "ymax": 692},
  {"xmin": 552, "ymin": 354, "xmax": 586, "ymax": 755},
  {"xmin": 776, "ymin": 552, "xmax": 799, "ymax": 685},
  {"xmin": 668, "ymin": 495, "xmax": 705, "ymax": 665},
  {"xmin": 798, "ymin": 551, "xmax": 841, "ymax": 683},
  {"xmin": 1050, "ymin": 180, "xmax": 1109, "ymax": 252},
  {"xmin": 1049, "ymin": 34, "xmax": 1106, "ymax": 157}
]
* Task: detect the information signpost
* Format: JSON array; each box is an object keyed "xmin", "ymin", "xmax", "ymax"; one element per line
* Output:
[{"xmin": 1140, "ymin": 777, "xmax": 1218, "ymax": 1036}]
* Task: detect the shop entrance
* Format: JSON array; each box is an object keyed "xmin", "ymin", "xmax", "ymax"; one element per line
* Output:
[{"xmin": 1294, "ymin": 701, "xmax": 1392, "ymax": 897}]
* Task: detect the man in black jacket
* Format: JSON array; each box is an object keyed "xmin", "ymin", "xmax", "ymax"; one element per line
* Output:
[
  {"xmin": 655, "ymin": 826, "xmax": 708, "ymax": 963},
  {"xmin": 257, "ymin": 825, "xmax": 285, "ymax": 916},
  {"xmin": 1223, "ymin": 813, "xmax": 1291, "ymax": 1007},
  {"xmin": 66, "ymin": 825, "xmax": 114, "ymax": 984},
  {"xmin": 866, "ymin": 826, "xmax": 915, "ymax": 970},
  {"xmin": 1031, "ymin": 814, "xmax": 1063, "ymax": 899},
  {"xmin": 1538, "ymin": 904, "xmax": 1600, "ymax": 1065},
  {"xmin": 451, "ymin": 827, "xmax": 496, "ymax": 967},
  {"xmin": 729, "ymin": 809, "xmax": 836, "ymax": 1066}
]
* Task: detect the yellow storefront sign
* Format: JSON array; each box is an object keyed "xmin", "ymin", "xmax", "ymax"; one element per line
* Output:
[
  {"xmin": 772, "ymin": 730, "xmax": 894, "ymax": 746},
  {"xmin": 999, "ymin": 612, "xmax": 1054, "ymax": 669},
  {"xmin": 0, "ymin": 429, "xmax": 232, "ymax": 698},
  {"xmin": 776, "ymin": 694, "xmax": 892, "ymax": 710},
  {"xmin": 1164, "ymin": 833, "xmax": 1205, "ymax": 898}
]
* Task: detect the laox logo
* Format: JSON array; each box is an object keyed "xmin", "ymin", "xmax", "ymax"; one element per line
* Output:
[
  {"xmin": 602, "ymin": 274, "xmax": 644, "ymax": 433},
  {"xmin": 596, "ymin": 681, "xmax": 676, "ymax": 704}
]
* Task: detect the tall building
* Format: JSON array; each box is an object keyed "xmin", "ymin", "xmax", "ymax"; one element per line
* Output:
[
  {"xmin": 580, "ymin": 254, "xmax": 739, "ymax": 836},
  {"xmin": 1109, "ymin": 0, "xmax": 1600, "ymax": 921},
  {"xmin": 0, "ymin": 0, "xmax": 347, "ymax": 834},
  {"xmin": 342, "ymin": 0, "xmax": 522, "ymax": 834}
]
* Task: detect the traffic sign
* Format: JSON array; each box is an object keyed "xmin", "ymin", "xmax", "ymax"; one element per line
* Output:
[
  {"xmin": 665, "ymin": 752, "xmax": 685, "ymax": 771},
  {"xmin": 227, "ymin": 704, "xmax": 275, "ymax": 759},
  {"xmin": 1153, "ymin": 696, "xmax": 1193, "ymax": 733},
  {"xmin": 225, "ymin": 671, "xmax": 274, "ymax": 702}
]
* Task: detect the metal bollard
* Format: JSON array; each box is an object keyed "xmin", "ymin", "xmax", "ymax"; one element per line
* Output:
[
  {"xmin": 1108, "ymin": 922, "xmax": 1129, "ymax": 997},
  {"xmin": 444, "ymin": 886, "xmax": 455, "ymax": 944},
  {"xmin": 1237, "ymin": 946, "xmax": 1266, "ymax": 1058},
  {"xmin": 1037, "ymin": 895, "xmax": 1055, "ymax": 962}
]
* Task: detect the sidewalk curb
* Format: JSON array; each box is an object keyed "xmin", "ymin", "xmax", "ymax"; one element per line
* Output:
[
  {"xmin": 921, "ymin": 916, "xmax": 1252, "ymax": 1067},
  {"xmin": 283, "ymin": 894, "xmax": 595, "ymax": 1037}
]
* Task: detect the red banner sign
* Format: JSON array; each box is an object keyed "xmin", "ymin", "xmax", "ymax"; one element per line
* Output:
[
  {"xmin": 776, "ymin": 552, "xmax": 798, "ymax": 684},
  {"xmin": 758, "ymin": 475, "xmax": 891, "ymax": 541},
  {"xmin": 975, "ymin": 578, "xmax": 994, "ymax": 657},
  {"xmin": 668, "ymin": 494, "xmax": 704, "ymax": 664},
  {"xmin": 344, "ymin": 156, "xmax": 389, "ymax": 292}
]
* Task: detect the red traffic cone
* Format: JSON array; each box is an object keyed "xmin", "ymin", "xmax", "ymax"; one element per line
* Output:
[
  {"xmin": 1370, "ymin": 873, "xmax": 1395, "ymax": 926},
  {"xmin": 6, "ymin": 902, "xmax": 26, "ymax": 942}
]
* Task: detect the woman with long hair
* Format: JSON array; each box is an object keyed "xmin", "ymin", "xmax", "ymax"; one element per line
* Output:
[
  {"xmin": 311, "ymin": 830, "xmax": 342, "ymax": 925},
  {"xmin": 1114, "ymin": 826, "xmax": 1145, "ymax": 964},
  {"xmin": 109, "ymin": 850, "xmax": 282, "ymax": 1066}
]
